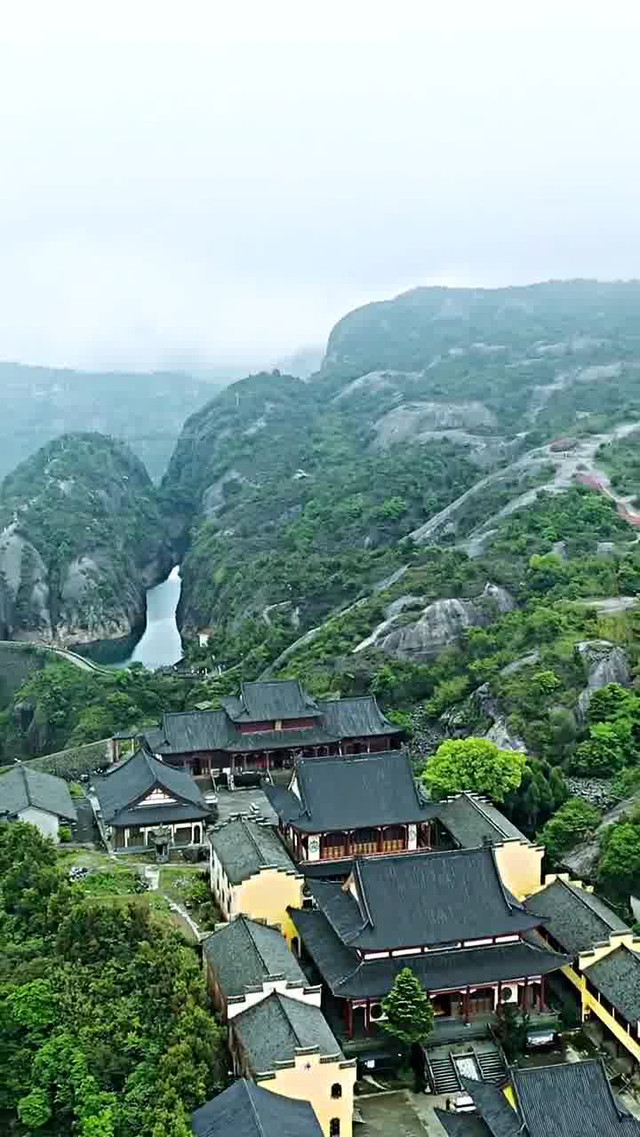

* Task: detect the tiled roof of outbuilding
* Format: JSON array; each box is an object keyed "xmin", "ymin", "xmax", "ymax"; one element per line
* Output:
[
  {"xmin": 436, "ymin": 793, "xmax": 527, "ymax": 848},
  {"xmin": 93, "ymin": 746, "xmax": 207, "ymax": 825},
  {"xmin": 460, "ymin": 1078, "xmax": 522, "ymax": 1137},
  {"xmin": 0, "ymin": 765, "xmax": 77, "ymax": 823},
  {"xmin": 191, "ymin": 1079, "xmax": 323, "ymax": 1137},
  {"xmin": 511, "ymin": 1059, "xmax": 640, "ymax": 1137},
  {"xmin": 524, "ymin": 878, "xmax": 628, "ymax": 955},
  {"xmin": 159, "ymin": 709, "xmax": 235, "ymax": 752},
  {"xmin": 210, "ymin": 817, "xmax": 297, "ymax": 884},
  {"xmin": 318, "ymin": 695, "xmax": 401, "ymax": 738},
  {"xmin": 435, "ymin": 1110, "xmax": 493, "ymax": 1137},
  {"xmin": 231, "ymin": 991, "xmax": 342, "ymax": 1073},
  {"xmin": 202, "ymin": 917, "xmax": 307, "ymax": 999},
  {"xmin": 583, "ymin": 946, "xmax": 640, "ymax": 1025}
]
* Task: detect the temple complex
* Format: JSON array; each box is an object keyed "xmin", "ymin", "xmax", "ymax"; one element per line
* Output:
[{"xmin": 141, "ymin": 680, "xmax": 402, "ymax": 774}]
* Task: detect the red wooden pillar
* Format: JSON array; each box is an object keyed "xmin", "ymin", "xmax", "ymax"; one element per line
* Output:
[
  {"xmin": 345, "ymin": 831, "xmax": 352, "ymax": 857},
  {"xmin": 377, "ymin": 828, "xmax": 384, "ymax": 853},
  {"xmin": 464, "ymin": 989, "xmax": 470, "ymax": 1023},
  {"xmin": 497, "ymin": 981, "xmax": 502, "ymax": 1018},
  {"xmin": 539, "ymin": 975, "xmax": 546, "ymax": 1012},
  {"xmin": 522, "ymin": 981, "xmax": 529, "ymax": 1013}
]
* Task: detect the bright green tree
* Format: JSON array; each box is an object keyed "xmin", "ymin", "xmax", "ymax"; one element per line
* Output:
[
  {"xmin": 381, "ymin": 968, "xmax": 434, "ymax": 1048},
  {"xmin": 538, "ymin": 798, "xmax": 601, "ymax": 863},
  {"xmin": 598, "ymin": 823, "xmax": 640, "ymax": 901},
  {"xmin": 422, "ymin": 737, "xmax": 526, "ymax": 802}
]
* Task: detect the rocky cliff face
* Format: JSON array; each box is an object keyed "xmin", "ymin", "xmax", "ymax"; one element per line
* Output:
[
  {"xmin": 575, "ymin": 640, "xmax": 632, "ymax": 722},
  {"xmin": 356, "ymin": 583, "xmax": 515, "ymax": 662},
  {"xmin": 0, "ymin": 433, "xmax": 171, "ymax": 645}
]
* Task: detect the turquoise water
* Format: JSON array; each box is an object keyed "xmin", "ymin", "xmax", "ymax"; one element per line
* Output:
[
  {"xmin": 129, "ymin": 565, "xmax": 183, "ymax": 670},
  {"xmin": 78, "ymin": 566, "xmax": 183, "ymax": 670}
]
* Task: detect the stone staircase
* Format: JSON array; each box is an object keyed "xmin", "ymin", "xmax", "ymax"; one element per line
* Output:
[
  {"xmin": 476, "ymin": 1047, "xmax": 507, "ymax": 1083},
  {"xmin": 425, "ymin": 1042, "xmax": 507, "ymax": 1095},
  {"xmin": 428, "ymin": 1053, "xmax": 460, "ymax": 1095}
]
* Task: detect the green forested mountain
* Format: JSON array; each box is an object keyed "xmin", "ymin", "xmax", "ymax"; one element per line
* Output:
[
  {"xmin": 0, "ymin": 361, "xmax": 221, "ymax": 483},
  {"xmin": 160, "ymin": 280, "xmax": 640, "ymax": 674},
  {"xmin": 0, "ymin": 433, "xmax": 170, "ymax": 644}
]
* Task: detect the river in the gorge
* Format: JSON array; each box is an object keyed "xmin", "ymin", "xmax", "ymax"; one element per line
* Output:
[{"xmin": 78, "ymin": 565, "xmax": 184, "ymax": 670}]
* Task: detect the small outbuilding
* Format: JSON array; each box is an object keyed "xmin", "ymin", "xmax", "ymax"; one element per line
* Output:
[
  {"xmin": 93, "ymin": 745, "xmax": 210, "ymax": 852},
  {"xmin": 0, "ymin": 764, "xmax": 77, "ymax": 842}
]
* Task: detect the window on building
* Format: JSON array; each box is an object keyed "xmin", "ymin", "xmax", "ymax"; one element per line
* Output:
[
  {"xmin": 330, "ymin": 1119, "xmax": 340, "ymax": 1136},
  {"xmin": 331, "ymin": 1083, "xmax": 342, "ymax": 1099}
]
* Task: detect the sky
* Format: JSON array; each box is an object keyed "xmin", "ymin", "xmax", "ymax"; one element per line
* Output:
[{"xmin": 1, "ymin": 1, "xmax": 640, "ymax": 373}]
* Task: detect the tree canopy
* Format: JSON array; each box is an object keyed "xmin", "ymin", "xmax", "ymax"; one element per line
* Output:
[
  {"xmin": 421, "ymin": 737, "xmax": 526, "ymax": 802},
  {"xmin": 381, "ymin": 968, "xmax": 434, "ymax": 1048},
  {"xmin": 537, "ymin": 798, "xmax": 601, "ymax": 864},
  {"xmin": 0, "ymin": 823, "xmax": 227, "ymax": 1137}
]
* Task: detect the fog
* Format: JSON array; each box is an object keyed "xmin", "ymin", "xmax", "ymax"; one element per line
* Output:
[{"xmin": 1, "ymin": 3, "xmax": 639, "ymax": 372}]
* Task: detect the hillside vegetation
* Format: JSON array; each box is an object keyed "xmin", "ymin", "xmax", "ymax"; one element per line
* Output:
[
  {"xmin": 0, "ymin": 433, "xmax": 171, "ymax": 645},
  {"xmin": 161, "ymin": 281, "xmax": 640, "ymax": 674}
]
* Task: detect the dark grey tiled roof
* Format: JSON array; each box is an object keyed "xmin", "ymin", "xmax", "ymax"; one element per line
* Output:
[
  {"xmin": 584, "ymin": 946, "xmax": 640, "ymax": 1025},
  {"xmin": 265, "ymin": 751, "xmax": 433, "ymax": 832},
  {"xmin": 223, "ymin": 681, "xmax": 321, "ymax": 723},
  {"xmin": 511, "ymin": 1059, "xmax": 640, "ymax": 1137},
  {"xmin": 191, "ymin": 1079, "xmax": 323, "ymax": 1137},
  {"xmin": 309, "ymin": 846, "xmax": 541, "ymax": 951},
  {"xmin": 159, "ymin": 709, "xmax": 235, "ymax": 753},
  {"xmin": 145, "ymin": 688, "xmax": 400, "ymax": 757},
  {"xmin": 93, "ymin": 747, "xmax": 206, "ymax": 825},
  {"xmin": 232, "ymin": 991, "xmax": 343, "ymax": 1073},
  {"xmin": 435, "ymin": 1110, "xmax": 493, "ymax": 1137},
  {"xmin": 291, "ymin": 908, "xmax": 567, "ymax": 999},
  {"xmin": 111, "ymin": 803, "xmax": 209, "ymax": 827},
  {"xmin": 318, "ymin": 695, "xmax": 401, "ymax": 739},
  {"xmin": 0, "ymin": 765, "xmax": 77, "ymax": 822},
  {"xmin": 436, "ymin": 793, "xmax": 527, "ymax": 848},
  {"xmin": 202, "ymin": 917, "xmax": 307, "ymax": 999},
  {"xmin": 525, "ymin": 879, "xmax": 628, "ymax": 955},
  {"xmin": 210, "ymin": 818, "xmax": 297, "ymax": 884},
  {"xmin": 460, "ymin": 1078, "xmax": 522, "ymax": 1137}
]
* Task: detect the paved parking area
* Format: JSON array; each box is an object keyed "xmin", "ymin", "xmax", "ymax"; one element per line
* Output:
[{"xmin": 356, "ymin": 1091, "xmax": 449, "ymax": 1137}]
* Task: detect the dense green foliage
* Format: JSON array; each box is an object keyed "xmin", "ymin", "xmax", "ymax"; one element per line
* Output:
[
  {"xmin": 381, "ymin": 967, "xmax": 434, "ymax": 1048},
  {"xmin": 0, "ymin": 823, "xmax": 226, "ymax": 1136},
  {"xmin": 598, "ymin": 819, "xmax": 640, "ymax": 901},
  {"xmin": 0, "ymin": 658, "xmax": 189, "ymax": 764},
  {"xmin": 537, "ymin": 799, "xmax": 602, "ymax": 863},
  {"xmin": 0, "ymin": 433, "xmax": 171, "ymax": 640},
  {"xmin": 597, "ymin": 428, "xmax": 640, "ymax": 503},
  {"xmin": 421, "ymin": 738, "xmax": 526, "ymax": 802}
]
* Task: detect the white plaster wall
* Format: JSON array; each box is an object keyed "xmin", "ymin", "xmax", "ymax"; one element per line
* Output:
[{"xmin": 18, "ymin": 807, "xmax": 60, "ymax": 842}]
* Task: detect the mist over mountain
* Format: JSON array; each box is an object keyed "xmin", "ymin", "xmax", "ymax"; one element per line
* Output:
[{"xmin": 0, "ymin": 362, "xmax": 224, "ymax": 483}]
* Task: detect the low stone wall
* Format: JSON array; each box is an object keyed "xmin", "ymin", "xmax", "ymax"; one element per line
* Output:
[{"xmin": 21, "ymin": 739, "xmax": 112, "ymax": 781}]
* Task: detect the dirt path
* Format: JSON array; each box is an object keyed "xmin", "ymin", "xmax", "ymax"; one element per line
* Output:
[{"xmin": 409, "ymin": 421, "xmax": 640, "ymax": 552}]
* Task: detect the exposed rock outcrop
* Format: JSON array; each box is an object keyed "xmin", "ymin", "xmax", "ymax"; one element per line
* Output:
[
  {"xmin": 574, "ymin": 640, "xmax": 632, "ymax": 723},
  {"xmin": 440, "ymin": 681, "xmax": 527, "ymax": 752},
  {"xmin": 378, "ymin": 584, "xmax": 515, "ymax": 661},
  {"xmin": 0, "ymin": 433, "xmax": 171, "ymax": 646}
]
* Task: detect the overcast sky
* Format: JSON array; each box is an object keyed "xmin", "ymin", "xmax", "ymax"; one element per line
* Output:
[{"xmin": 1, "ymin": 2, "xmax": 640, "ymax": 373}]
